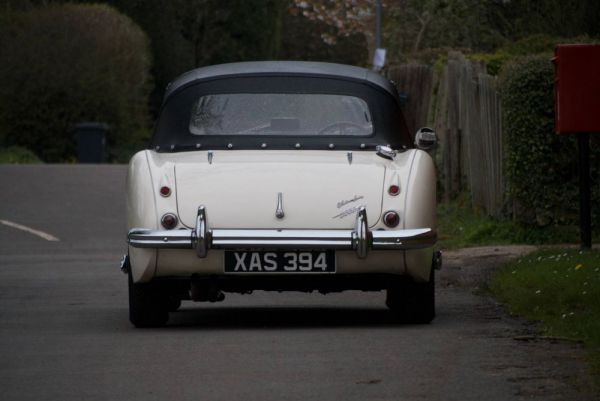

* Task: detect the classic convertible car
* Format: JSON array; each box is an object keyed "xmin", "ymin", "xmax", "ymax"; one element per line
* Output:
[{"xmin": 122, "ymin": 61, "xmax": 440, "ymax": 327}]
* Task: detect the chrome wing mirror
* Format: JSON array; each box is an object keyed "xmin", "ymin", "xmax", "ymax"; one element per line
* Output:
[{"xmin": 414, "ymin": 127, "xmax": 437, "ymax": 151}]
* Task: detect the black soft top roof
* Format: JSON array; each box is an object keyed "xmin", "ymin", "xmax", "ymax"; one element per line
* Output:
[
  {"xmin": 164, "ymin": 61, "xmax": 398, "ymax": 102},
  {"xmin": 153, "ymin": 61, "xmax": 412, "ymax": 151}
]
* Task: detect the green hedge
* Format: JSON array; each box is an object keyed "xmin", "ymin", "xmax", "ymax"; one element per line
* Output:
[
  {"xmin": 500, "ymin": 55, "xmax": 600, "ymax": 228},
  {"xmin": 0, "ymin": 146, "xmax": 42, "ymax": 164},
  {"xmin": 0, "ymin": 4, "xmax": 152, "ymax": 162}
]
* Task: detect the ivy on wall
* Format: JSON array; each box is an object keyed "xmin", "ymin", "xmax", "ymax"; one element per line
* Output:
[{"xmin": 500, "ymin": 55, "xmax": 600, "ymax": 227}]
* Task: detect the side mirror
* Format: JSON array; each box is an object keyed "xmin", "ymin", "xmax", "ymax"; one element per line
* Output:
[{"xmin": 414, "ymin": 127, "xmax": 437, "ymax": 151}]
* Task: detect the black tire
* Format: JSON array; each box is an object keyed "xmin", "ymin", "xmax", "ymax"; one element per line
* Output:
[
  {"xmin": 128, "ymin": 271, "xmax": 169, "ymax": 328},
  {"xmin": 386, "ymin": 267, "xmax": 435, "ymax": 324}
]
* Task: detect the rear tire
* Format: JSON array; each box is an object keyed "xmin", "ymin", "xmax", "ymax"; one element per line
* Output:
[
  {"xmin": 128, "ymin": 271, "xmax": 169, "ymax": 328},
  {"xmin": 386, "ymin": 267, "xmax": 435, "ymax": 324}
]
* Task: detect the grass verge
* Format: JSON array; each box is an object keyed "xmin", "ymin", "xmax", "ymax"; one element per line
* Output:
[
  {"xmin": 490, "ymin": 248, "xmax": 600, "ymax": 383},
  {"xmin": 437, "ymin": 195, "xmax": 593, "ymax": 249}
]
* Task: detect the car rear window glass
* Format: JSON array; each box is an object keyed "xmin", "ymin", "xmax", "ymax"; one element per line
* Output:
[{"xmin": 188, "ymin": 93, "xmax": 373, "ymax": 136}]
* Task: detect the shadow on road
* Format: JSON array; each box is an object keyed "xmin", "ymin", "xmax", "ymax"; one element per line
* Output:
[{"xmin": 166, "ymin": 306, "xmax": 423, "ymax": 329}]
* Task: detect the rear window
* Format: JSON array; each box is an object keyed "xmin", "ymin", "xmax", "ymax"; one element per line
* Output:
[{"xmin": 188, "ymin": 93, "xmax": 373, "ymax": 136}]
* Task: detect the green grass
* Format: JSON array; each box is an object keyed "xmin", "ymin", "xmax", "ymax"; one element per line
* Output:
[
  {"xmin": 437, "ymin": 195, "xmax": 590, "ymax": 249},
  {"xmin": 437, "ymin": 199, "xmax": 516, "ymax": 249},
  {"xmin": 0, "ymin": 146, "xmax": 42, "ymax": 163},
  {"xmin": 490, "ymin": 248, "xmax": 600, "ymax": 382}
]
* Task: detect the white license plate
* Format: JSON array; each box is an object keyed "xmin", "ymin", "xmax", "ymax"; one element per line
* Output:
[{"xmin": 224, "ymin": 251, "xmax": 335, "ymax": 273}]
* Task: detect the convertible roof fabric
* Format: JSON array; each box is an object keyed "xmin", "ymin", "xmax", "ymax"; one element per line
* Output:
[
  {"xmin": 164, "ymin": 61, "xmax": 398, "ymax": 102},
  {"xmin": 152, "ymin": 62, "xmax": 412, "ymax": 151}
]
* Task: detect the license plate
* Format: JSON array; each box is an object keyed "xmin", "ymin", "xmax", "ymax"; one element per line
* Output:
[{"xmin": 224, "ymin": 251, "xmax": 335, "ymax": 273}]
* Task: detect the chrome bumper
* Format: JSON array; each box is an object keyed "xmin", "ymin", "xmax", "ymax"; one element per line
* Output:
[{"xmin": 128, "ymin": 206, "xmax": 436, "ymax": 259}]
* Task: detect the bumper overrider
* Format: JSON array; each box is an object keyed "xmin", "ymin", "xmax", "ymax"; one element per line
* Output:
[{"xmin": 127, "ymin": 206, "xmax": 436, "ymax": 259}]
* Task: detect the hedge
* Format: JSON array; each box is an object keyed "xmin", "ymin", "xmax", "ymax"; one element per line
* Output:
[
  {"xmin": 500, "ymin": 55, "xmax": 600, "ymax": 228},
  {"xmin": 0, "ymin": 4, "xmax": 152, "ymax": 162},
  {"xmin": 0, "ymin": 146, "xmax": 42, "ymax": 164}
]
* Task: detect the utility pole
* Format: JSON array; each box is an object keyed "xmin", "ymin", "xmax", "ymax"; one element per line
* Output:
[
  {"xmin": 373, "ymin": 0, "xmax": 385, "ymax": 71},
  {"xmin": 375, "ymin": 0, "xmax": 382, "ymax": 49}
]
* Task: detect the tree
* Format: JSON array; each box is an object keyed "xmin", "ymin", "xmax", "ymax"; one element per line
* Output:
[
  {"xmin": 498, "ymin": 0, "xmax": 600, "ymax": 40},
  {"xmin": 15, "ymin": 0, "xmax": 287, "ymax": 114},
  {"xmin": 383, "ymin": 0, "xmax": 508, "ymax": 59},
  {"xmin": 113, "ymin": 0, "xmax": 286, "ymax": 113},
  {"xmin": 0, "ymin": 3, "xmax": 152, "ymax": 161},
  {"xmin": 290, "ymin": 0, "xmax": 508, "ymax": 64},
  {"xmin": 291, "ymin": 0, "xmax": 376, "ymax": 61},
  {"xmin": 282, "ymin": 1, "xmax": 368, "ymax": 65}
]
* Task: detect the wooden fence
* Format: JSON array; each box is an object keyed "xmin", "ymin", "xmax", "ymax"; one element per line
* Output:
[
  {"xmin": 389, "ymin": 52, "xmax": 504, "ymax": 217},
  {"xmin": 387, "ymin": 63, "xmax": 434, "ymax": 135}
]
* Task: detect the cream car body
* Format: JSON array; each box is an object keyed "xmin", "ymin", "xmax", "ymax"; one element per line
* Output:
[{"xmin": 123, "ymin": 61, "xmax": 438, "ymax": 327}]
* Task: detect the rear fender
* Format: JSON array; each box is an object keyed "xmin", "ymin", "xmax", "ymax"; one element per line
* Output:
[
  {"xmin": 403, "ymin": 150, "xmax": 436, "ymax": 282},
  {"xmin": 126, "ymin": 150, "xmax": 159, "ymax": 282}
]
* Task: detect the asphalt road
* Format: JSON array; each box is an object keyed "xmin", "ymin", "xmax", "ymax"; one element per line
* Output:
[{"xmin": 0, "ymin": 165, "xmax": 595, "ymax": 401}]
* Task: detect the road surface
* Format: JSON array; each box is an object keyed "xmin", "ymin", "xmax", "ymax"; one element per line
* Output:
[{"xmin": 0, "ymin": 165, "xmax": 595, "ymax": 400}]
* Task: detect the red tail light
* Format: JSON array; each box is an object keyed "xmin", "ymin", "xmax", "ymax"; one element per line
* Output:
[
  {"xmin": 161, "ymin": 213, "xmax": 178, "ymax": 229},
  {"xmin": 383, "ymin": 211, "xmax": 400, "ymax": 228},
  {"xmin": 388, "ymin": 185, "xmax": 400, "ymax": 196},
  {"xmin": 160, "ymin": 186, "xmax": 171, "ymax": 197}
]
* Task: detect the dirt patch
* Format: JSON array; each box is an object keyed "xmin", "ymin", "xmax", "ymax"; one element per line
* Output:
[{"xmin": 440, "ymin": 245, "xmax": 537, "ymax": 289}]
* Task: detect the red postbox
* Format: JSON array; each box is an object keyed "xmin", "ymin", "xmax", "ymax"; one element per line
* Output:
[
  {"xmin": 554, "ymin": 44, "xmax": 599, "ymax": 248},
  {"xmin": 554, "ymin": 44, "xmax": 600, "ymax": 134}
]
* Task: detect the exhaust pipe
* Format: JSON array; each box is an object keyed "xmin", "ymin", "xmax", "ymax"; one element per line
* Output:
[{"xmin": 190, "ymin": 278, "xmax": 225, "ymax": 303}]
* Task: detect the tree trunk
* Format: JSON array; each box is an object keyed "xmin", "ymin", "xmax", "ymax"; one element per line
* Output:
[{"xmin": 413, "ymin": 13, "xmax": 431, "ymax": 52}]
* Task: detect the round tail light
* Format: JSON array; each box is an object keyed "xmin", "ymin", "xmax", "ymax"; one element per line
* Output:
[
  {"xmin": 383, "ymin": 211, "xmax": 400, "ymax": 228},
  {"xmin": 161, "ymin": 213, "xmax": 178, "ymax": 229},
  {"xmin": 388, "ymin": 185, "xmax": 400, "ymax": 196},
  {"xmin": 160, "ymin": 186, "xmax": 171, "ymax": 197}
]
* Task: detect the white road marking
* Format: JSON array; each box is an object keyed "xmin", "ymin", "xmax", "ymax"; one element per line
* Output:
[{"xmin": 0, "ymin": 219, "xmax": 60, "ymax": 242}]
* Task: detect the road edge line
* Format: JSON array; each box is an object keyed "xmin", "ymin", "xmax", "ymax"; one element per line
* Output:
[{"xmin": 0, "ymin": 219, "xmax": 60, "ymax": 242}]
